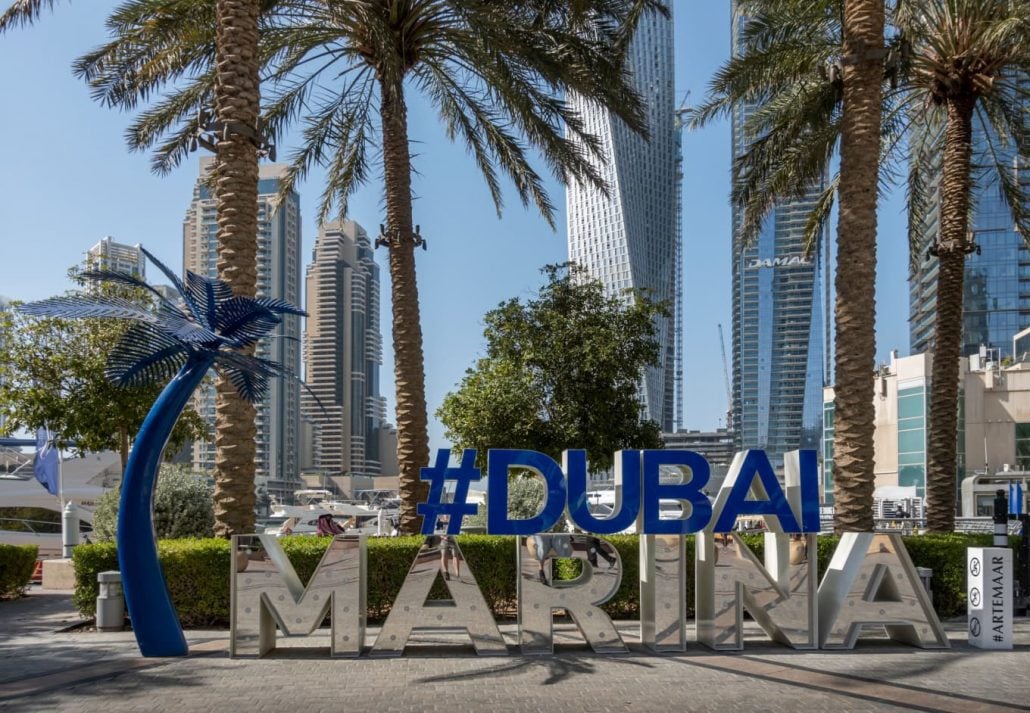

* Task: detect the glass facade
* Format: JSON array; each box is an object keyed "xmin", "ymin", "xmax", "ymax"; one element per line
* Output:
[
  {"xmin": 731, "ymin": 3, "xmax": 828, "ymax": 468},
  {"xmin": 565, "ymin": 9, "xmax": 680, "ymax": 431},
  {"xmin": 897, "ymin": 383, "xmax": 927, "ymax": 498},
  {"xmin": 1016, "ymin": 423, "xmax": 1030, "ymax": 470},
  {"xmin": 909, "ymin": 78, "xmax": 1030, "ymax": 356}
]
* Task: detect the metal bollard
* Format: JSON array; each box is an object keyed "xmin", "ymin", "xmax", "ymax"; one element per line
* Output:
[
  {"xmin": 62, "ymin": 502, "xmax": 80, "ymax": 559},
  {"xmin": 994, "ymin": 489, "xmax": 1010, "ymax": 547},
  {"xmin": 916, "ymin": 566, "xmax": 933, "ymax": 605},
  {"xmin": 96, "ymin": 571, "xmax": 125, "ymax": 632}
]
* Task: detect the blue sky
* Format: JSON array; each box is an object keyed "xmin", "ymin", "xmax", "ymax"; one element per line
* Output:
[{"xmin": 0, "ymin": 3, "xmax": 912, "ymax": 449}]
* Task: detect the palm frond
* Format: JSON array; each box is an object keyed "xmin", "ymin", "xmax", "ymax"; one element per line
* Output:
[
  {"xmin": 0, "ymin": 0, "xmax": 62, "ymax": 33},
  {"xmin": 801, "ymin": 174, "xmax": 838, "ymax": 256},
  {"xmin": 78, "ymin": 268, "xmax": 172, "ymax": 307},
  {"xmin": 212, "ymin": 297, "xmax": 281, "ymax": 349},
  {"xmin": 212, "ymin": 351, "xmax": 285, "ymax": 404},
  {"xmin": 106, "ymin": 322, "xmax": 190, "ymax": 387},
  {"xmin": 975, "ymin": 100, "xmax": 1030, "ymax": 240},
  {"xmin": 253, "ymin": 296, "xmax": 306, "ymax": 317},
  {"xmin": 17, "ymin": 295, "xmax": 158, "ymax": 323},
  {"xmin": 184, "ymin": 271, "xmax": 233, "ymax": 331},
  {"xmin": 139, "ymin": 246, "xmax": 205, "ymax": 326}
]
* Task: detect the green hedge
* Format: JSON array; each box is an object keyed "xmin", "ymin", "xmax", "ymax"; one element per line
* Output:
[
  {"xmin": 72, "ymin": 533, "xmax": 1009, "ymax": 626},
  {"xmin": 0, "ymin": 544, "xmax": 38, "ymax": 599}
]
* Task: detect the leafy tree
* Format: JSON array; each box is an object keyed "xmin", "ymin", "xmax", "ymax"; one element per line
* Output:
[
  {"xmin": 0, "ymin": 287, "xmax": 205, "ymax": 470},
  {"xmin": 462, "ymin": 474, "xmax": 544, "ymax": 531},
  {"xmin": 55, "ymin": 0, "xmax": 666, "ymax": 534},
  {"xmin": 92, "ymin": 464, "xmax": 215, "ymax": 541},
  {"xmin": 439, "ymin": 264, "xmax": 665, "ymax": 475},
  {"xmin": 692, "ymin": 0, "xmax": 1029, "ymax": 531}
]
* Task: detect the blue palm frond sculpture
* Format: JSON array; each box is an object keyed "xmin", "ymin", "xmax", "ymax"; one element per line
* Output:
[{"xmin": 19, "ymin": 248, "xmax": 307, "ymax": 657}]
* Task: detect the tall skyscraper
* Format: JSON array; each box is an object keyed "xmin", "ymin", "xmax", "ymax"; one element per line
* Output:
[
  {"xmin": 86, "ymin": 236, "xmax": 145, "ymax": 278},
  {"xmin": 183, "ymin": 157, "xmax": 302, "ymax": 502},
  {"xmin": 302, "ymin": 220, "xmax": 388, "ymax": 489},
  {"xmin": 565, "ymin": 7, "xmax": 680, "ymax": 431},
  {"xmin": 730, "ymin": 5, "xmax": 828, "ymax": 467},
  {"xmin": 909, "ymin": 122, "xmax": 1030, "ymax": 357}
]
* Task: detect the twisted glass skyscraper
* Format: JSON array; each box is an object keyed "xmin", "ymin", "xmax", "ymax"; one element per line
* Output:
[
  {"xmin": 730, "ymin": 6, "xmax": 828, "ymax": 467},
  {"xmin": 565, "ymin": 8, "xmax": 680, "ymax": 431}
]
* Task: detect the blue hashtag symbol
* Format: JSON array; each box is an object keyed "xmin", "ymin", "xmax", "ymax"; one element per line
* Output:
[{"xmin": 418, "ymin": 448, "xmax": 481, "ymax": 535}]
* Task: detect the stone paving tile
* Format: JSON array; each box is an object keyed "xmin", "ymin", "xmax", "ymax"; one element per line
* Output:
[{"xmin": 3, "ymin": 589, "xmax": 1030, "ymax": 713}]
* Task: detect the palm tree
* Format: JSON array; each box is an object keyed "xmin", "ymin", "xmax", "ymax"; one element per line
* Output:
[
  {"xmin": 19, "ymin": 249, "xmax": 305, "ymax": 657},
  {"xmin": 210, "ymin": 0, "xmax": 263, "ymax": 538},
  {"xmin": 896, "ymin": 0, "xmax": 1030, "ymax": 531},
  {"xmin": 693, "ymin": 0, "xmax": 884, "ymax": 532},
  {"xmin": 692, "ymin": 0, "xmax": 1029, "ymax": 532},
  {"xmin": 831, "ymin": 0, "xmax": 885, "ymax": 534},
  {"xmin": 1, "ymin": 0, "xmax": 277, "ymax": 538},
  {"xmin": 73, "ymin": 0, "xmax": 665, "ymax": 533}
]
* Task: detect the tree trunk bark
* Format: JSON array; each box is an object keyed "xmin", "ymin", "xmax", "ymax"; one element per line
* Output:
[
  {"xmin": 831, "ymin": 0, "xmax": 884, "ymax": 533},
  {"xmin": 119, "ymin": 426, "xmax": 129, "ymax": 473},
  {"xmin": 380, "ymin": 77, "xmax": 430, "ymax": 535},
  {"xmin": 212, "ymin": 0, "xmax": 260, "ymax": 538},
  {"xmin": 925, "ymin": 96, "xmax": 975, "ymax": 533}
]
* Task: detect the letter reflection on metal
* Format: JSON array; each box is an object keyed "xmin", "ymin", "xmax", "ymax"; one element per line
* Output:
[
  {"xmin": 517, "ymin": 534, "xmax": 626, "ymax": 655},
  {"xmin": 640, "ymin": 534, "xmax": 686, "ymax": 651},
  {"xmin": 370, "ymin": 536, "xmax": 506, "ymax": 657},
  {"xmin": 696, "ymin": 450, "xmax": 819, "ymax": 650},
  {"xmin": 231, "ymin": 534, "xmax": 366, "ymax": 658},
  {"xmin": 818, "ymin": 533, "xmax": 948, "ymax": 649},
  {"xmin": 696, "ymin": 532, "xmax": 818, "ymax": 650}
]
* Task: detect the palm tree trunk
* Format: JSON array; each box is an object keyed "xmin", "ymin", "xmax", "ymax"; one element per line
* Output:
[
  {"xmin": 212, "ymin": 0, "xmax": 261, "ymax": 538},
  {"xmin": 380, "ymin": 77, "xmax": 430, "ymax": 535},
  {"xmin": 831, "ymin": 0, "xmax": 884, "ymax": 533},
  {"xmin": 925, "ymin": 96, "xmax": 975, "ymax": 533}
]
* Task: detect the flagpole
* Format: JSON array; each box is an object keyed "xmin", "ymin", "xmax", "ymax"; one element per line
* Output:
[{"xmin": 57, "ymin": 432, "xmax": 64, "ymax": 513}]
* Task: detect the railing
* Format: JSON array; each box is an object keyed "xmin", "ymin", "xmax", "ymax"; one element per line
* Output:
[
  {"xmin": 819, "ymin": 513, "xmax": 1024, "ymax": 535},
  {"xmin": 0, "ymin": 517, "xmax": 93, "ymax": 535}
]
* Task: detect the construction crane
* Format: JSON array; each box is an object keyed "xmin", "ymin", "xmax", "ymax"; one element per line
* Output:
[{"xmin": 717, "ymin": 324, "xmax": 733, "ymax": 432}]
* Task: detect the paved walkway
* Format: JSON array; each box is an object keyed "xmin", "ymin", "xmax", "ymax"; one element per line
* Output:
[{"xmin": 2, "ymin": 588, "xmax": 1030, "ymax": 713}]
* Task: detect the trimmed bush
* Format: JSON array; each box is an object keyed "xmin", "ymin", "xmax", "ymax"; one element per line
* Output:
[
  {"xmin": 72, "ymin": 532, "xmax": 1002, "ymax": 626},
  {"xmin": 0, "ymin": 544, "xmax": 38, "ymax": 599}
]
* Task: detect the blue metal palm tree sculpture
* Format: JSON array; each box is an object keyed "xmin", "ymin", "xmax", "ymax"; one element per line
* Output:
[{"xmin": 20, "ymin": 248, "xmax": 305, "ymax": 657}]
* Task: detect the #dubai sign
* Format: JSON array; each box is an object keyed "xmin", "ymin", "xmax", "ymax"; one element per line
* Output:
[{"xmin": 230, "ymin": 448, "xmax": 948, "ymax": 658}]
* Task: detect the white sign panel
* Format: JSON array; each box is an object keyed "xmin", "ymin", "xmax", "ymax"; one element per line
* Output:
[{"xmin": 967, "ymin": 547, "xmax": 1012, "ymax": 650}]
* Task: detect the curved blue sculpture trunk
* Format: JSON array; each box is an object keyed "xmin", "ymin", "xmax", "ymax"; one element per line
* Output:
[{"xmin": 118, "ymin": 355, "xmax": 213, "ymax": 657}]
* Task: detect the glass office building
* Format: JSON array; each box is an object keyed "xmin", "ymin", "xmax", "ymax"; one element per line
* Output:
[
  {"xmin": 565, "ymin": 8, "xmax": 680, "ymax": 431},
  {"xmin": 730, "ymin": 4, "xmax": 828, "ymax": 468},
  {"xmin": 909, "ymin": 87, "xmax": 1030, "ymax": 357}
]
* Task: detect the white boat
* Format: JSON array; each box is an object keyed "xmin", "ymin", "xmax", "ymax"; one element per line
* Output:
[
  {"xmin": 262, "ymin": 489, "xmax": 399, "ymax": 537},
  {"xmin": 0, "ymin": 450, "xmax": 120, "ymax": 557}
]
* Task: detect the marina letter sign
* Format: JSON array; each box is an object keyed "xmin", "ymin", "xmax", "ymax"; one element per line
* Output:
[{"xmin": 230, "ymin": 448, "xmax": 948, "ymax": 658}]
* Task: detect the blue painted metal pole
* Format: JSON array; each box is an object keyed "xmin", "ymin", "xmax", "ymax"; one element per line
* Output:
[{"xmin": 118, "ymin": 355, "xmax": 213, "ymax": 657}]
